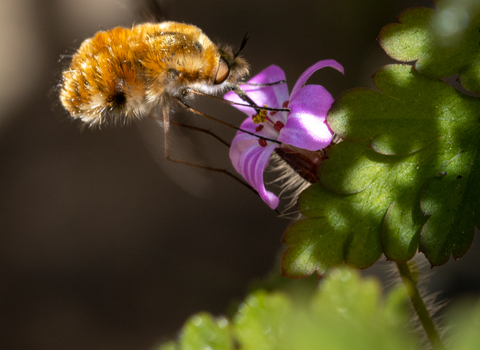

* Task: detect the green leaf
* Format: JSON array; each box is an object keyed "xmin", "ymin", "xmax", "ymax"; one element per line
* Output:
[
  {"xmin": 157, "ymin": 342, "xmax": 179, "ymax": 350},
  {"xmin": 284, "ymin": 64, "xmax": 480, "ymax": 276},
  {"xmin": 233, "ymin": 290, "xmax": 292, "ymax": 350},
  {"xmin": 448, "ymin": 298, "xmax": 480, "ymax": 350},
  {"xmin": 419, "ymin": 151, "xmax": 480, "ymax": 265},
  {"xmin": 179, "ymin": 312, "xmax": 232, "ymax": 350},
  {"xmin": 379, "ymin": 0, "xmax": 480, "ymax": 93},
  {"xmin": 281, "ymin": 268, "xmax": 414, "ymax": 350},
  {"xmin": 158, "ymin": 268, "xmax": 418, "ymax": 350}
]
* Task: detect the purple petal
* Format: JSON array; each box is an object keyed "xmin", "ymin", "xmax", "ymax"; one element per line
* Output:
[
  {"xmin": 230, "ymin": 141, "xmax": 279, "ymax": 209},
  {"xmin": 236, "ymin": 114, "xmax": 258, "ymax": 134},
  {"xmin": 224, "ymin": 65, "xmax": 289, "ymax": 115},
  {"xmin": 230, "ymin": 133, "xmax": 257, "ymax": 173},
  {"xmin": 278, "ymin": 85, "xmax": 334, "ymax": 150},
  {"xmin": 230, "ymin": 117, "xmax": 280, "ymax": 174},
  {"xmin": 290, "ymin": 85, "xmax": 334, "ymax": 119},
  {"xmin": 290, "ymin": 60, "xmax": 344, "ymax": 101},
  {"xmin": 236, "ymin": 112, "xmax": 280, "ymax": 141}
]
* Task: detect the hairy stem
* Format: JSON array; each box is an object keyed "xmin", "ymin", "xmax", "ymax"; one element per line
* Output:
[{"xmin": 396, "ymin": 262, "xmax": 445, "ymax": 350}]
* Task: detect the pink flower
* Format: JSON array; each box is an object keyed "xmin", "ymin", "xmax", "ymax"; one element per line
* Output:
[{"xmin": 225, "ymin": 60, "xmax": 344, "ymax": 209}]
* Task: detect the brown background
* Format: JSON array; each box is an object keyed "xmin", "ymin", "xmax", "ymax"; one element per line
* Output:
[{"xmin": 1, "ymin": 1, "xmax": 479, "ymax": 349}]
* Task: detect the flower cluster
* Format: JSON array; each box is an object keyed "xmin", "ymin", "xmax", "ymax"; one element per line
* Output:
[{"xmin": 225, "ymin": 60, "xmax": 344, "ymax": 209}]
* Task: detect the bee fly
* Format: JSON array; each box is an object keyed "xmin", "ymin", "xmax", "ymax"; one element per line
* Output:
[{"xmin": 60, "ymin": 21, "xmax": 287, "ymax": 196}]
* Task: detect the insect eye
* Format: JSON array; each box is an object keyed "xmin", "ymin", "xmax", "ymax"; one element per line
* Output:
[{"xmin": 214, "ymin": 58, "xmax": 230, "ymax": 84}]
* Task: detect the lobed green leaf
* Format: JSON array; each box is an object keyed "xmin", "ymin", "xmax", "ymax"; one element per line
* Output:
[
  {"xmin": 179, "ymin": 313, "xmax": 232, "ymax": 350},
  {"xmin": 284, "ymin": 64, "xmax": 480, "ymax": 277},
  {"xmin": 379, "ymin": 0, "xmax": 480, "ymax": 93},
  {"xmin": 448, "ymin": 298, "xmax": 480, "ymax": 350},
  {"xmin": 233, "ymin": 291, "xmax": 292, "ymax": 350},
  {"xmin": 158, "ymin": 268, "xmax": 417, "ymax": 350}
]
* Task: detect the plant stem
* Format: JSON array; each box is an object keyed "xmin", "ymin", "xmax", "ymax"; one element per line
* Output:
[{"xmin": 396, "ymin": 262, "xmax": 446, "ymax": 350}]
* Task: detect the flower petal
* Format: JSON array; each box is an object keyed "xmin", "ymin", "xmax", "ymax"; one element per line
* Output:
[
  {"xmin": 230, "ymin": 115, "xmax": 280, "ymax": 173},
  {"xmin": 225, "ymin": 65, "xmax": 289, "ymax": 115},
  {"xmin": 230, "ymin": 142, "xmax": 279, "ymax": 209},
  {"xmin": 290, "ymin": 59, "xmax": 344, "ymax": 101},
  {"xmin": 230, "ymin": 132, "xmax": 257, "ymax": 173},
  {"xmin": 290, "ymin": 85, "xmax": 334, "ymax": 118},
  {"xmin": 278, "ymin": 85, "xmax": 334, "ymax": 150}
]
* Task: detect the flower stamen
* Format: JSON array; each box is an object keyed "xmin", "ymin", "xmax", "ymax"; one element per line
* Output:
[{"xmin": 252, "ymin": 106, "xmax": 269, "ymax": 124}]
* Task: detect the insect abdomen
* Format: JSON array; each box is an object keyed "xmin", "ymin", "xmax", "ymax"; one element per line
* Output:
[{"xmin": 60, "ymin": 27, "xmax": 150, "ymax": 126}]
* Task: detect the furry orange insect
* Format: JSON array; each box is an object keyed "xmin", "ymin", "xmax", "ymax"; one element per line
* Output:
[
  {"xmin": 60, "ymin": 21, "xmax": 250, "ymax": 126},
  {"xmin": 60, "ymin": 21, "xmax": 287, "ymax": 196}
]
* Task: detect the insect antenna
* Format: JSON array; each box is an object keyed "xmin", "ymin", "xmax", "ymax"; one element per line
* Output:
[{"xmin": 234, "ymin": 32, "xmax": 249, "ymax": 58}]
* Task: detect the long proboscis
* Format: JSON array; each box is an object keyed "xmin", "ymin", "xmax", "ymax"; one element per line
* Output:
[{"xmin": 185, "ymin": 86, "xmax": 291, "ymax": 114}]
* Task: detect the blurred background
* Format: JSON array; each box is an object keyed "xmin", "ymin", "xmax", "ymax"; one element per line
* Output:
[{"xmin": 1, "ymin": 1, "xmax": 479, "ymax": 349}]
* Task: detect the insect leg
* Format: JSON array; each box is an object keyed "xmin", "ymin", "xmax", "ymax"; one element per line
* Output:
[
  {"xmin": 175, "ymin": 98, "xmax": 281, "ymax": 144},
  {"xmin": 171, "ymin": 121, "xmax": 231, "ymax": 147},
  {"xmin": 162, "ymin": 105, "xmax": 260, "ymax": 199}
]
